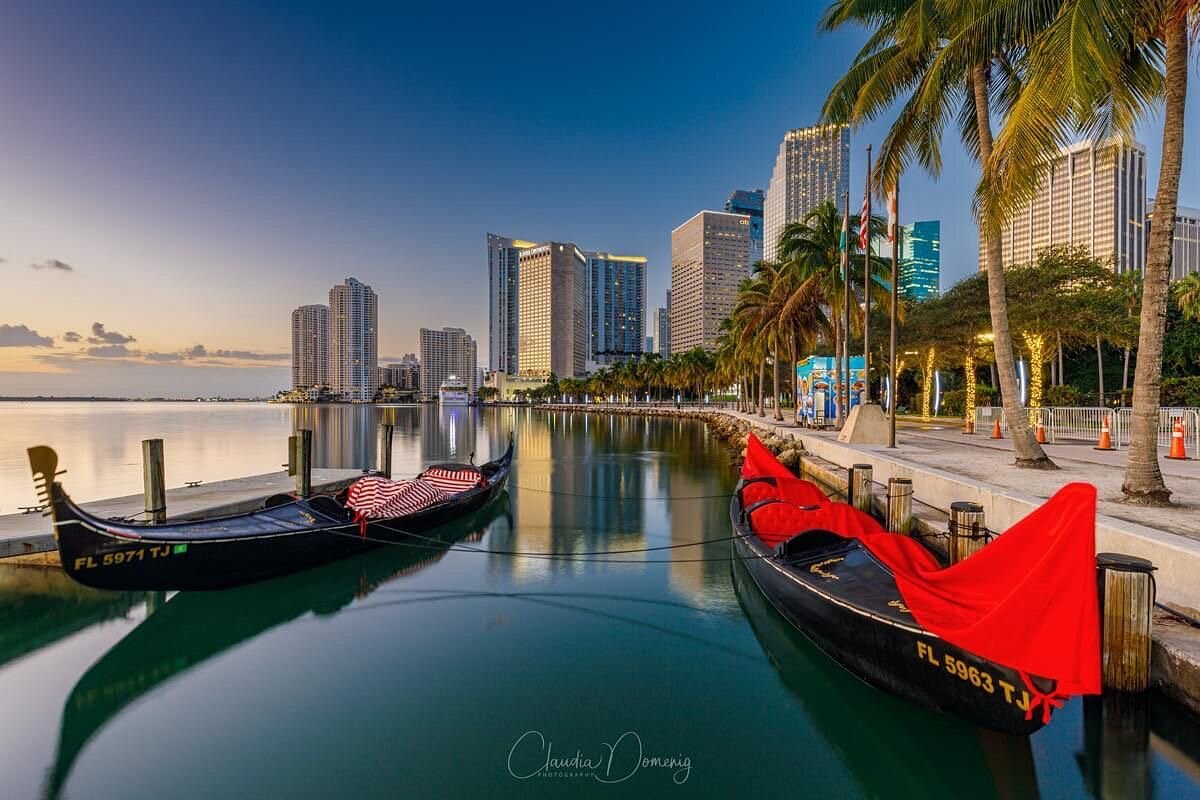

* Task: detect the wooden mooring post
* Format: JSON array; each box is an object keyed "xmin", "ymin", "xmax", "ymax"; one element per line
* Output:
[
  {"xmin": 293, "ymin": 429, "xmax": 313, "ymax": 498},
  {"xmin": 948, "ymin": 501, "xmax": 986, "ymax": 564},
  {"xmin": 141, "ymin": 438, "xmax": 166, "ymax": 524},
  {"xmin": 848, "ymin": 464, "xmax": 873, "ymax": 514},
  {"xmin": 886, "ymin": 478, "xmax": 912, "ymax": 535},
  {"xmin": 1096, "ymin": 553, "xmax": 1155, "ymax": 692},
  {"xmin": 377, "ymin": 423, "xmax": 394, "ymax": 478}
]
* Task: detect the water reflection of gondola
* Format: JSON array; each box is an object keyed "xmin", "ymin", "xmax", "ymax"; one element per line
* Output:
[
  {"xmin": 733, "ymin": 556, "xmax": 1040, "ymax": 800},
  {"xmin": 44, "ymin": 497, "xmax": 509, "ymax": 800},
  {"xmin": 0, "ymin": 566, "xmax": 138, "ymax": 670}
]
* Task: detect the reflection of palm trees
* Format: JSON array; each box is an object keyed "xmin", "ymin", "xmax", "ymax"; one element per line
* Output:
[{"xmin": 42, "ymin": 499, "xmax": 509, "ymax": 800}]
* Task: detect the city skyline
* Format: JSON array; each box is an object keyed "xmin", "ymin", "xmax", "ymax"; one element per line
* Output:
[{"xmin": 3, "ymin": 2, "xmax": 1199, "ymax": 396}]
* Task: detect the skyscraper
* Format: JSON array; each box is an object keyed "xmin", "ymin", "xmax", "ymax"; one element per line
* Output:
[
  {"xmin": 329, "ymin": 277, "xmax": 378, "ymax": 401},
  {"xmin": 670, "ymin": 211, "xmax": 751, "ymax": 353},
  {"xmin": 653, "ymin": 298, "xmax": 670, "ymax": 358},
  {"xmin": 290, "ymin": 304, "xmax": 329, "ymax": 390},
  {"xmin": 587, "ymin": 252, "xmax": 647, "ymax": 365},
  {"xmin": 899, "ymin": 221, "xmax": 941, "ymax": 301},
  {"xmin": 763, "ymin": 124, "xmax": 850, "ymax": 262},
  {"xmin": 518, "ymin": 242, "xmax": 588, "ymax": 377},
  {"xmin": 487, "ymin": 233, "xmax": 536, "ymax": 374},
  {"xmin": 1147, "ymin": 201, "xmax": 1200, "ymax": 280},
  {"xmin": 419, "ymin": 328, "xmax": 478, "ymax": 401},
  {"xmin": 726, "ymin": 189, "xmax": 765, "ymax": 265},
  {"xmin": 985, "ymin": 139, "xmax": 1147, "ymax": 274}
]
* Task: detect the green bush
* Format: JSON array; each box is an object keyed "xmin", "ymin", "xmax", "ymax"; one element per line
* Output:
[
  {"xmin": 1044, "ymin": 384, "xmax": 1081, "ymax": 407},
  {"xmin": 1161, "ymin": 377, "xmax": 1200, "ymax": 407},
  {"xmin": 975, "ymin": 384, "xmax": 997, "ymax": 406},
  {"xmin": 940, "ymin": 389, "xmax": 965, "ymax": 417}
]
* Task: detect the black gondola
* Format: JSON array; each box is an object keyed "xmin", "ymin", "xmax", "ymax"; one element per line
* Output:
[
  {"xmin": 731, "ymin": 478, "xmax": 1050, "ymax": 736},
  {"xmin": 27, "ymin": 440, "xmax": 513, "ymax": 591}
]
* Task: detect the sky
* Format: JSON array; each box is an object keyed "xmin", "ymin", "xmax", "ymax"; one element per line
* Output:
[{"xmin": 1, "ymin": 0, "xmax": 1197, "ymax": 397}]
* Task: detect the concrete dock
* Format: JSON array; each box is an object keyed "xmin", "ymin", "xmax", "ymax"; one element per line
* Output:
[{"xmin": 0, "ymin": 468, "xmax": 366, "ymax": 560}]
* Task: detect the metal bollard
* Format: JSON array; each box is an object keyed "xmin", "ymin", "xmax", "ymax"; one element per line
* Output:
[
  {"xmin": 141, "ymin": 438, "xmax": 166, "ymax": 524},
  {"xmin": 948, "ymin": 501, "xmax": 986, "ymax": 564},
  {"xmin": 848, "ymin": 464, "xmax": 873, "ymax": 514},
  {"xmin": 377, "ymin": 423, "xmax": 394, "ymax": 478},
  {"xmin": 886, "ymin": 478, "xmax": 913, "ymax": 535},
  {"xmin": 1096, "ymin": 553, "xmax": 1155, "ymax": 692},
  {"xmin": 294, "ymin": 429, "xmax": 313, "ymax": 498}
]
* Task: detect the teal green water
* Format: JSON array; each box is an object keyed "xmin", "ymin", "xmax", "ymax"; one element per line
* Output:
[{"xmin": 1, "ymin": 406, "xmax": 1199, "ymax": 799}]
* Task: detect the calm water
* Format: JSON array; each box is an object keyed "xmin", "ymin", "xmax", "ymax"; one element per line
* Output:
[{"xmin": 1, "ymin": 403, "xmax": 1199, "ymax": 799}]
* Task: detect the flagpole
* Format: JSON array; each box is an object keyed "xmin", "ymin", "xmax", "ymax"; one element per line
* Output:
[
  {"xmin": 889, "ymin": 177, "xmax": 899, "ymax": 449},
  {"xmin": 842, "ymin": 190, "xmax": 851, "ymax": 430},
  {"xmin": 863, "ymin": 144, "xmax": 872, "ymax": 403}
]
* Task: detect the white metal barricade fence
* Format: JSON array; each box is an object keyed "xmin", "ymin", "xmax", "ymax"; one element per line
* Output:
[
  {"xmin": 974, "ymin": 405, "xmax": 1200, "ymax": 452},
  {"xmin": 1115, "ymin": 407, "xmax": 1200, "ymax": 453}
]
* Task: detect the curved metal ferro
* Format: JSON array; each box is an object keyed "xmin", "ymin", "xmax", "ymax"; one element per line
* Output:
[{"xmin": 27, "ymin": 446, "xmax": 62, "ymax": 525}]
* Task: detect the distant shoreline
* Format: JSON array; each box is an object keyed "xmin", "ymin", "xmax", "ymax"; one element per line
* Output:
[{"xmin": 0, "ymin": 397, "xmax": 268, "ymax": 403}]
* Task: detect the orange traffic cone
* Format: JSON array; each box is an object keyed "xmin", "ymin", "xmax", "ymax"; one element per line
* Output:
[
  {"xmin": 1036, "ymin": 421, "xmax": 1048, "ymax": 444},
  {"xmin": 1167, "ymin": 417, "xmax": 1189, "ymax": 460},
  {"xmin": 990, "ymin": 419, "xmax": 1003, "ymax": 440},
  {"xmin": 1094, "ymin": 414, "xmax": 1115, "ymax": 451},
  {"xmin": 963, "ymin": 418, "xmax": 975, "ymax": 435}
]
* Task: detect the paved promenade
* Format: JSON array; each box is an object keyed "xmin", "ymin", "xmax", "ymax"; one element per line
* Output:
[{"xmin": 694, "ymin": 408, "xmax": 1199, "ymax": 539}]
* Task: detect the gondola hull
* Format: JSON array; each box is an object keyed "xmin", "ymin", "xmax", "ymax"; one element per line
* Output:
[
  {"xmin": 30, "ymin": 444, "xmax": 512, "ymax": 591},
  {"xmin": 731, "ymin": 489, "xmax": 1046, "ymax": 736}
]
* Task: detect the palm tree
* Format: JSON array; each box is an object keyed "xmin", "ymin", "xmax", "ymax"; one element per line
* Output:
[
  {"xmin": 776, "ymin": 201, "xmax": 887, "ymax": 424},
  {"xmin": 1174, "ymin": 272, "xmax": 1200, "ymax": 321},
  {"xmin": 976, "ymin": 0, "xmax": 1183, "ymax": 500},
  {"xmin": 1116, "ymin": 271, "xmax": 1145, "ymax": 393},
  {"xmin": 821, "ymin": 0, "xmax": 1055, "ymax": 468}
]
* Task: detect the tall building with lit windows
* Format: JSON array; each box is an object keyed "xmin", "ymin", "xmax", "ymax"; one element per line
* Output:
[
  {"xmin": 900, "ymin": 220, "xmax": 941, "ymax": 300},
  {"xmin": 670, "ymin": 211, "xmax": 751, "ymax": 353},
  {"xmin": 487, "ymin": 233, "xmax": 536, "ymax": 374},
  {"xmin": 1147, "ymin": 201, "xmax": 1200, "ymax": 280},
  {"xmin": 654, "ymin": 294, "xmax": 670, "ymax": 357},
  {"xmin": 985, "ymin": 139, "xmax": 1147, "ymax": 274},
  {"xmin": 291, "ymin": 304, "xmax": 330, "ymax": 390},
  {"xmin": 518, "ymin": 242, "xmax": 588, "ymax": 377},
  {"xmin": 587, "ymin": 252, "xmax": 647, "ymax": 365},
  {"xmin": 328, "ymin": 277, "xmax": 378, "ymax": 401},
  {"xmin": 763, "ymin": 124, "xmax": 850, "ymax": 262}
]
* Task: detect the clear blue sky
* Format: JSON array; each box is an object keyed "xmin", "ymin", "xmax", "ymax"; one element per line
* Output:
[{"xmin": 0, "ymin": 0, "xmax": 1193, "ymax": 396}]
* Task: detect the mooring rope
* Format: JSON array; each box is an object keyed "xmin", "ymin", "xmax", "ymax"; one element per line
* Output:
[{"xmin": 320, "ymin": 523, "xmax": 772, "ymax": 564}]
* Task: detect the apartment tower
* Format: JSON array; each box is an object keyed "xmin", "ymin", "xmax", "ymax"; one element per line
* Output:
[
  {"xmin": 419, "ymin": 328, "xmax": 478, "ymax": 401},
  {"xmin": 290, "ymin": 304, "xmax": 330, "ymax": 390},
  {"xmin": 587, "ymin": 252, "xmax": 647, "ymax": 365},
  {"xmin": 329, "ymin": 277, "xmax": 378, "ymax": 401}
]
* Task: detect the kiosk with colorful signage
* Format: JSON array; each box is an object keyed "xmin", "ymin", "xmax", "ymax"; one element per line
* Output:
[{"xmin": 795, "ymin": 356, "xmax": 866, "ymax": 427}]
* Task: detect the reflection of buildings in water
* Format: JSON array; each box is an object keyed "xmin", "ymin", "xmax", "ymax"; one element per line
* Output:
[
  {"xmin": 420, "ymin": 405, "xmax": 478, "ymax": 464},
  {"xmin": 490, "ymin": 410, "xmax": 653, "ymax": 583},
  {"xmin": 664, "ymin": 422, "xmax": 733, "ymax": 608},
  {"xmin": 291, "ymin": 404, "xmax": 375, "ymax": 471}
]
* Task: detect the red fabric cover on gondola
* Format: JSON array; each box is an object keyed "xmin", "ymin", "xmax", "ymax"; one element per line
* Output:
[
  {"xmin": 741, "ymin": 434, "xmax": 796, "ymax": 481},
  {"xmin": 741, "ymin": 434, "xmax": 1101, "ymax": 719}
]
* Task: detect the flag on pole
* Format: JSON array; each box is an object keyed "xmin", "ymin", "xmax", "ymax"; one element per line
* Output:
[
  {"xmin": 840, "ymin": 212, "xmax": 848, "ymax": 253},
  {"xmin": 886, "ymin": 187, "xmax": 898, "ymax": 242},
  {"xmin": 858, "ymin": 192, "xmax": 870, "ymax": 250}
]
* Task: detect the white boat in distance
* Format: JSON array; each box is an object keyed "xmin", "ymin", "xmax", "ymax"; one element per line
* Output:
[{"xmin": 439, "ymin": 375, "xmax": 470, "ymax": 406}]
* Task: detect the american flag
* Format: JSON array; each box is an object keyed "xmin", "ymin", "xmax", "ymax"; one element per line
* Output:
[{"xmin": 857, "ymin": 193, "xmax": 870, "ymax": 250}]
